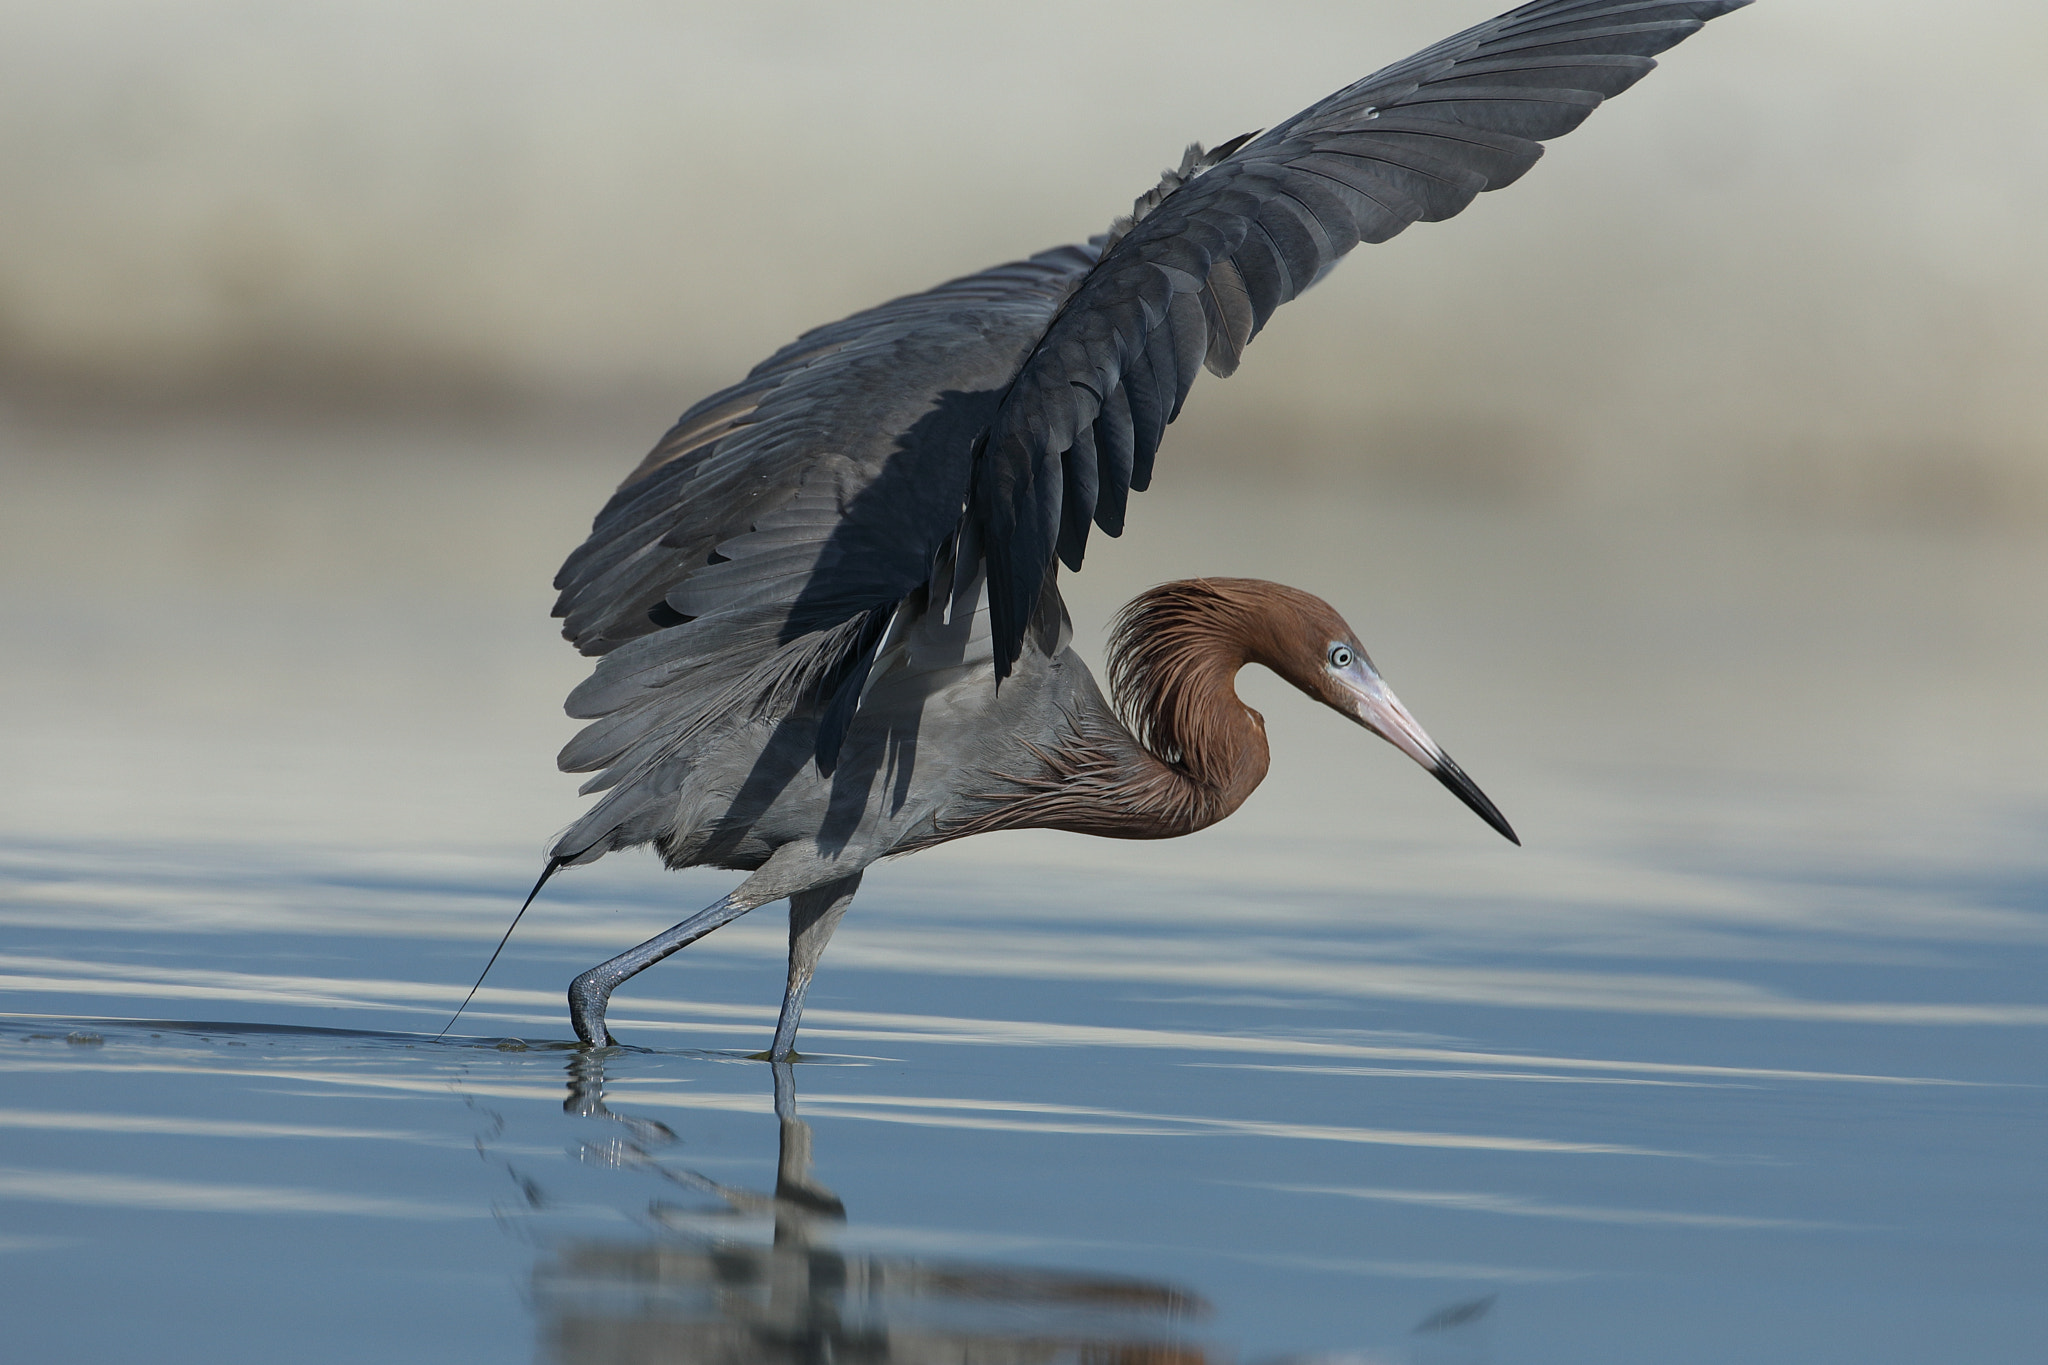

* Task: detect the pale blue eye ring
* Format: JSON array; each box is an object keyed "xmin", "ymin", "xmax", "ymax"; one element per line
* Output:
[{"xmin": 1328, "ymin": 644, "xmax": 1354, "ymax": 669}]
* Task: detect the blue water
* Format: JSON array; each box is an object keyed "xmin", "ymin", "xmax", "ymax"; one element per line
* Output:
[
  {"xmin": 4, "ymin": 822, "xmax": 2044, "ymax": 1365},
  {"xmin": 5, "ymin": 436, "xmax": 2047, "ymax": 1361}
]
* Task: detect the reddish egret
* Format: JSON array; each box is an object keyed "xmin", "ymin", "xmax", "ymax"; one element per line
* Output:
[{"xmin": 530, "ymin": 0, "xmax": 1748, "ymax": 1052}]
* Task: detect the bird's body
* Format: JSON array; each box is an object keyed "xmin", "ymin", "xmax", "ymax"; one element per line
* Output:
[{"xmin": 532, "ymin": 0, "xmax": 1750, "ymax": 1051}]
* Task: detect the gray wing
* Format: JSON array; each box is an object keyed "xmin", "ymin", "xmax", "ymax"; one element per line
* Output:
[
  {"xmin": 548, "ymin": 247, "xmax": 1097, "ymax": 862},
  {"xmin": 973, "ymin": 0, "xmax": 1752, "ymax": 673},
  {"xmin": 553, "ymin": 243, "xmax": 1099, "ymax": 658}
]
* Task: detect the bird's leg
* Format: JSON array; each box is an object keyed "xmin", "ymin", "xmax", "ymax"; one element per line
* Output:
[
  {"xmin": 568, "ymin": 892, "xmax": 754, "ymax": 1046},
  {"xmin": 770, "ymin": 872, "xmax": 863, "ymax": 1060}
]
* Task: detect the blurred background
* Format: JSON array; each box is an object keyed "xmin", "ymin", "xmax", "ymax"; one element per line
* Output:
[
  {"xmin": 3, "ymin": 0, "xmax": 2045, "ymax": 510},
  {"xmin": 2, "ymin": 0, "xmax": 2044, "ymax": 863},
  {"xmin": 5, "ymin": 6, "xmax": 2047, "ymax": 1360},
  {"xmin": 2, "ymin": 0, "xmax": 2044, "ymax": 884}
]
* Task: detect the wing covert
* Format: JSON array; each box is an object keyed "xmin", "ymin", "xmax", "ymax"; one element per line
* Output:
[
  {"xmin": 553, "ymin": 244, "xmax": 1099, "ymax": 657},
  {"xmin": 546, "ymin": 246, "xmax": 1102, "ymax": 859}
]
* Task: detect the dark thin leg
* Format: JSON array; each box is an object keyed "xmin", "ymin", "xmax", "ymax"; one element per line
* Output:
[
  {"xmin": 771, "ymin": 1060, "xmax": 843, "ymax": 1223},
  {"xmin": 771, "ymin": 1059, "xmax": 799, "ymax": 1122},
  {"xmin": 568, "ymin": 892, "xmax": 750, "ymax": 1046},
  {"xmin": 770, "ymin": 873, "xmax": 862, "ymax": 1060}
]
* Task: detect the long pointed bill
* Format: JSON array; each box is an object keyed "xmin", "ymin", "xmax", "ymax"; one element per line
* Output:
[{"xmin": 1336, "ymin": 664, "xmax": 1520, "ymax": 846}]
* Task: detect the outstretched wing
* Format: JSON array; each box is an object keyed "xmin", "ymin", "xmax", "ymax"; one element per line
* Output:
[
  {"xmin": 972, "ymin": 0, "xmax": 1750, "ymax": 673},
  {"xmin": 553, "ymin": 244, "xmax": 1098, "ymax": 658},
  {"xmin": 547, "ymin": 247, "xmax": 1098, "ymax": 861}
]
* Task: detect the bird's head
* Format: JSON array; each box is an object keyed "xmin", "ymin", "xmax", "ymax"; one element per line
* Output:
[
  {"xmin": 1262, "ymin": 583, "xmax": 1518, "ymax": 845},
  {"xmin": 1126, "ymin": 579, "xmax": 1519, "ymax": 845}
]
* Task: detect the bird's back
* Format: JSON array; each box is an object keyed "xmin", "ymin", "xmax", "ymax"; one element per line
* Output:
[{"xmin": 570, "ymin": 554, "xmax": 1109, "ymax": 876}]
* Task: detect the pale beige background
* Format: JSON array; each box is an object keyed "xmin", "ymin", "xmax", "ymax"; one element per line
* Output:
[
  {"xmin": 3, "ymin": 1, "xmax": 2044, "ymax": 517},
  {"xmin": 1, "ymin": 2, "xmax": 2042, "ymax": 951}
]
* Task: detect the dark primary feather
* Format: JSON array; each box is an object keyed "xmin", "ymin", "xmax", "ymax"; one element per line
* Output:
[
  {"xmin": 975, "ymin": 0, "xmax": 1749, "ymax": 674},
  {"xmin": 548, "ymin": 0, "xmax": 1748, "ymax": 862}
]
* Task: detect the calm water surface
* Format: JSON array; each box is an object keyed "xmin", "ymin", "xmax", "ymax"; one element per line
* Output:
[{"xmin": 3, "ymin": 423, "xmax": 2045, "ymax": 1361}]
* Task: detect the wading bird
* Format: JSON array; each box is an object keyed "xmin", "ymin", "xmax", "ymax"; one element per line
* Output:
[{"xmin": 534, "ymin": 0, "xmax": 1747, "ymax": 1052}]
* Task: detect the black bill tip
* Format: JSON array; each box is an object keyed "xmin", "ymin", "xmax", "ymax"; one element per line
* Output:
[{"xmin": 1431, "ymin": 754, "xmax": 1519, "ymax": 846}]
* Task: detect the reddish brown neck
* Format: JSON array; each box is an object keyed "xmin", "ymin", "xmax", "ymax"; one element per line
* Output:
[
  {"xmin": 1101, "ymin": 577, "xmax": 1364, "ymax": 840},
  {"xmin": 1101, "ymin": 591, "xmax": 1274, "ymax": 836},
  {"xmin": 937, "ymin": 579, "xmax": 1345, "ymax": 846}
]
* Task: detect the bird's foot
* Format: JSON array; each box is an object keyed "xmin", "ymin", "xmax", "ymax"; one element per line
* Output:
[{"xmin": 568, "ymin": 969, "xmax": 618, "ymax": 1048}]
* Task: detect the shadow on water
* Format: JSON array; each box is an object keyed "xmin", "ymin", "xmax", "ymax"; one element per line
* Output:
[
  {"xmin": 6, "ymin": 937, "xmax": 2043, "ymax": 1365},
  {"xmin": 2, "ymin": 1010, "xmax": 1507, "ymax": 1362},
  {"xmin": 537, "ymin": 1052, "xmax": 1217, "ymax": 1365},
  {"xmin": 535, "ymin": 1053, "xmax": 1500, "ymax": 1365}
]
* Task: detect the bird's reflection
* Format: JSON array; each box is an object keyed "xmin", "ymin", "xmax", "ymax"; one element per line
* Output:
[{"xmin": 537, "ymin": 1054, "xmax": 1212, "ymax": 1365}]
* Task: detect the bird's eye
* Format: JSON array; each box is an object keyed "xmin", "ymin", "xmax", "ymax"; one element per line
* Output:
[{"xmin": 1328, "ymin": 644, "xmax": 1354, "ymax": 669}]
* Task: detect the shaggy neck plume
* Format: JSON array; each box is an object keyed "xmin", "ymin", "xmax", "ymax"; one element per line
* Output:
[{"xmin": 1101, "ymin": 579, "xmax": 1280, "ymax": 833}]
